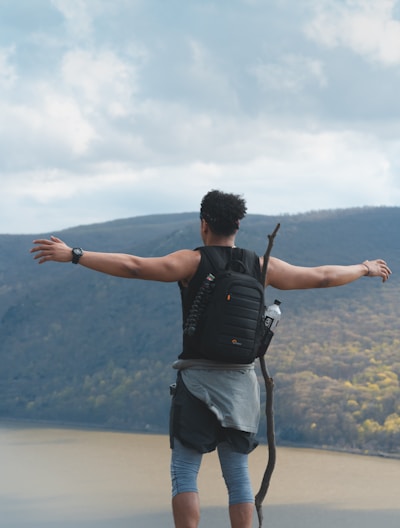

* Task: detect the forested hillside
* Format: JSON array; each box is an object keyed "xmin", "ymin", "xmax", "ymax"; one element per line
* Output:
[{"xmin": 1, "ymin": 207, "xmax": 399, "ymax": 456}]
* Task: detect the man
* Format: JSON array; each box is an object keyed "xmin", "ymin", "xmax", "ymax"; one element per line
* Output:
[{"xmin": 31, "ymin": 190, "xmax": 391, "ymax": 528}]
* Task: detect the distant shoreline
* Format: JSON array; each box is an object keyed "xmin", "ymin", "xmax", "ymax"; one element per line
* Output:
[{"xmin": 2, "ymin": 416, "xmax": 399, "ymax": 460}]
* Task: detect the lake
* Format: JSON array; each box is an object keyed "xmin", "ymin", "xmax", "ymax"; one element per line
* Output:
[{"xmin": 1, "ymin": 422, "xmax": 399, "ymax": 527}]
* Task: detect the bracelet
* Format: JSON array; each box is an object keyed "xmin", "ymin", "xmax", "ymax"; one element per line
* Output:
[{"xmin": 362, "ymin": 261, "xmax": 371, "ymax": 276}]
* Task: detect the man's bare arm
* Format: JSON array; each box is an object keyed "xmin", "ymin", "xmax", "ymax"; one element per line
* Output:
[
  {"xmin": 264, "ymin": 256, "xmax": 391, "ymax": 290},
  {"xmin": 31, "ymin": 236, "xmax": 200, "ymax": 283}
]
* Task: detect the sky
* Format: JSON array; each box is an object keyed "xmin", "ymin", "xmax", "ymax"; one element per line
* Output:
[{"xmin": 1, "ymin": 0, "xmax": 400, "ymax": 234}]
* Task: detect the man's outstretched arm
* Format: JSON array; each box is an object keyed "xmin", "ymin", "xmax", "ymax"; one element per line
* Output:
[
  {"xmin": 30, "ymin": 236, "xmax": 200, "ymax": 283},
  {"xmin": 265, "ymin": 256, "xmax": 391, "ymax": 290}
]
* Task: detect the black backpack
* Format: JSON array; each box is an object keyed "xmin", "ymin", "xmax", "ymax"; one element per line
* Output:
[{"xmin": 183, "ymin": 247, "xmax": 265, "ymax": 364}]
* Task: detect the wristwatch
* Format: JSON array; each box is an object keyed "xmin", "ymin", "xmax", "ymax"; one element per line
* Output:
[{"xmin": 71, "ymin": 247, "xmax": 84, "ymax": 264}]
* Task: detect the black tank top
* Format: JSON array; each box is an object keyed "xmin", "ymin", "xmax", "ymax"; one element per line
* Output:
[{"xmin": 178, "ymin": 246, "xmax": 262, "ymax": 360}]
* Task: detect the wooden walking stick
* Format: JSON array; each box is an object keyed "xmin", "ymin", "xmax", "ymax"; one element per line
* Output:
[{"xmin": 255, "ymin": 222, "xmax": 280, "ymax": 528}]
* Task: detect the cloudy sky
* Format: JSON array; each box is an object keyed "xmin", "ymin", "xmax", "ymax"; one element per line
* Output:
[{"xmin": 1, "ymin": 0, "xmax": 399, "ymax": 234}]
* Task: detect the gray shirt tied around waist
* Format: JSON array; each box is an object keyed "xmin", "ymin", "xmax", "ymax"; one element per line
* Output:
[{"xmin": 172, "ymin": 359, "xmax": 260, "ymax": 434}]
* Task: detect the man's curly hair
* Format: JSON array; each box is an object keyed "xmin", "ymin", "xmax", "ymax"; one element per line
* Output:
[{"xmin": 200, "ymin": 190, "xmax": 247, "ymax": 236}]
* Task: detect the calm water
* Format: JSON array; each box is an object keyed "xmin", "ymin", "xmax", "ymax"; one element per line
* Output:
[{"xmin": 1, "ymin": 423, "xmax": 399, "ymax": 527}]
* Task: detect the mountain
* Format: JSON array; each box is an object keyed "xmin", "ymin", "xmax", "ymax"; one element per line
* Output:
[{"xmin": 1, "ymin": 207, "xmax": 399, "ymax": 455}]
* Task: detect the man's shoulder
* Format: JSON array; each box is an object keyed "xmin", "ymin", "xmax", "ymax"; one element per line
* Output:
[{"xmin": 175, "ymin": 249, "xmax": 201, "ymax": 287}]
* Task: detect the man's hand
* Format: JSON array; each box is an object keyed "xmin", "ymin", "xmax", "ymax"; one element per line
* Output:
[
  {"xmin": 362, "ymin": 259, "xmax": 392, "ymax": 282},
  {"xmin": 30, "ymin": 236, "xmax": 73, "ymax": 264}
]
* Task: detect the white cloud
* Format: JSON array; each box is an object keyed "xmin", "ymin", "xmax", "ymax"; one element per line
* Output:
[
  {"xmin": 209, "ymin": 127, "xmax": 399, "ymax": 215},
  {"xmin": 61, "ymin": 49, "xmax": 139, "ymax": 117},
  {"xmin": 251, "ymin": 54, "xmax": 327, "ymax": 93},
  {"xmin": 0, "ymin": 45, "xmax": 142, "ymax": 170},
  {"xmin": 306, "ymin": 0, "xmax": 400, "ymax": 65},
  {"xmin": 0, "ymin": 1, "xmax": 399, "ymax": 233},
  {"xmin": 187, "ymin": 39, "xmax": 239, "ymax": 109},
  {"xmin": 0, "ymin": 87, "xmax": 96, "ymax": 162},
  {"xmin": 0, "ymin": 46, "xmax": 17, "ymax": 87},
  {"xmin": 2, "ymin": 123, "xmax": 398, "ymax": 234},
  {"xmin": 51, "ymin": 0, "xmax": 94, "ymax": 42},
  {"xmin": 42, "ymin": 91, "xmax": 97, "ymax": 155}
]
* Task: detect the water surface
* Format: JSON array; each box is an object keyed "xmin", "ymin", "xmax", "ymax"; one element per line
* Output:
[{"xmin": 1, "ymin": 423, "xmax": 399, "ymax": 527}]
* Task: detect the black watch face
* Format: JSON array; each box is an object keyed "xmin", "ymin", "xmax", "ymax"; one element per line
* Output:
[{"xmin": 72, "ymin": 248, "xmax": 83, "ymax": 263}]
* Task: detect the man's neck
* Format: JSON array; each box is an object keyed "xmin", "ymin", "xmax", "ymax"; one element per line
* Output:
[{"xmin": 205, "ymin": 234, "xmax": 236, "ymax": 247}]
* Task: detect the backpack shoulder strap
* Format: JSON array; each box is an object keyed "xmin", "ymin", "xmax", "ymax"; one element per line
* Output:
[
  {"xmin": 201, "ymin": 246, "xmax": 260, "ymax": 276},
  {"xmin": 200, "ymin": 246, "xmax": 234, "ymax": 273}
]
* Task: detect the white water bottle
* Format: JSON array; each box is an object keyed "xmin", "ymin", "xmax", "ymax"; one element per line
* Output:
[{"xmin": 264, "ymin": 299, "xmax": 281, "ymax": 332}]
